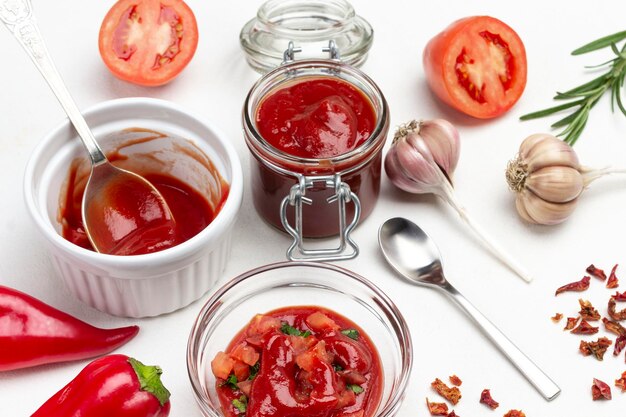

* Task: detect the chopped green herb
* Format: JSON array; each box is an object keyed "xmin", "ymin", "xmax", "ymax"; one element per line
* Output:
[
  {"xmin": 281, "ymin": 322, "xmax": 311, "ymax": 337},
  {"xmin": 333, "ymin": 363, "xmax": 344, "ymax": 372},
  {"xmin": 220, "ymin": 374, "xmax": 239, "ymax": 390},
  {"xmin": 232, "ymin": 395, "xmax": 248, "ymax": 413},
  {"xmin": 248, "ymin": 362, "xmax": 260, "ymax": 380},
  {"xmin": 347, "ymin": 384, "xmax": 364, "ymax": 394},
  {"xmin": 341, "ymin": 329, "xmax": 359, "ymax": 340}
]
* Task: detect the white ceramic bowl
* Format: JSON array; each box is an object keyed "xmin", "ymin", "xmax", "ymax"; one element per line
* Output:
[{"xmin": 24, "ymin": 98, "xmax": 243, "ymax": 318}]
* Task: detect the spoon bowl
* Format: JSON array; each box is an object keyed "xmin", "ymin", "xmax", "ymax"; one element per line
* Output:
[
  {"xmin": 1, "ymin": 0, "xmax": 173, "ymax": 255},
  {"xmin": 378, "ymin": 217, "xmax": 561, "ymax": 401}
]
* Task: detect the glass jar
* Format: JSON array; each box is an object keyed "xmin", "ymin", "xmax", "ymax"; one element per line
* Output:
[{"xmin": 241, "ymin": 1, "xmax": 388, "ymax": 261}]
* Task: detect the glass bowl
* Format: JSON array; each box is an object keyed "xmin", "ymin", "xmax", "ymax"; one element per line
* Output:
[{"xmin": 187, "ymin": 261, "xmax": 412, "ymax": 417}]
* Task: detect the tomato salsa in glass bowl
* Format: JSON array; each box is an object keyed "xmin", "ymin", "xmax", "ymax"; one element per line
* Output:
[{"xmin": 187, "ymin": 262, "xmax": 411, "ymax": 417}]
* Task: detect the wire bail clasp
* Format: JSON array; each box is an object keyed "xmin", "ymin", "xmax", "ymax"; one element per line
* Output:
[{"xmin": 280, "ymin": 174, "xmax": 360, "ymax": 261}]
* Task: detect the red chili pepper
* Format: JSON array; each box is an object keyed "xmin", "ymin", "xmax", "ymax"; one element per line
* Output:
[
  {"xmin": 607, "ymin": 264, "xmax": 620, "ymax": 288},
  {"xmin": 591, "ymin": 378, "xmax": 612, "ymax": 400},
  {"xmin": 614, "ymin": 290, "xmax": 626, "ymax": 301},
  {"xmin": 554, "ymin": 276, "xmax": 590, "ymax": 296},
  {"xmin": 479, "ymin": 388, "xmax": 499, "ymax": 409},
  {"xmin": 0, "ymin": 285, "xmax": 138, "ymax": 371},
  {"xmin": 586, "ymin": 264, "xmax": 607, "ymax": 280},
  {"xmin": 32, "ymin": 354, "xmax": 170, "ymax": 417},
  {"xmin": 571, "ymin": 319, "xmax": 599, "ymax": 335}
]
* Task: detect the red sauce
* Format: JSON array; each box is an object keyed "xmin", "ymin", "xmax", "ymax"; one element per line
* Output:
[
  {"xmin": 255, "ymin": 78, "xmax": 377, "ymax": 159},
  {"xmin": 59, "ymin": 130, "xmax": 229, "ymax": 256},
  {"xmin": 212, "ymin": 306, "xmax": 383, "ymax": 417}
]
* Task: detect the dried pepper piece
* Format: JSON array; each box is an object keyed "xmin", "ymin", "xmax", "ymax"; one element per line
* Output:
[
  {"xmin": 431, "ymin": 378, "xmax": 461, "ymax": 405},
  {"xmin": 592, "ymin": 378, "xmax": 612, "ymax": 400},
  {"xmin": 449, "ymin": 375, "xmax": 462, "ymax": 386},
  {"xmin": 579, "ymin": 337, "xmax": 612, "ymax": 360},
  {"xmin": 607, "ymin": 264, "xmax": 620, "ymax": 289},
  {"xmin": 564, "ymin": 317, "xmax": 580, "ymax": 331},
  {"xmin": 447, "ymin": 412, "xmax": 459, "ymax": 417},
  {"xmin": 614, "ymin": 336, "xmax": 626, "ymax": 357},
  {"xmin": 551, "ymin": 313, "xmax": 563, "ymax": 323},
  {"xmin": 603, "ymin": 318, "xmax": 626, "ymax": 336},
  {"xmin": 555, "ymin": 276, "xmax": 590, "ymax": 296},
  {"xmin": 571, "ymin": 319, "xmax": 599, "ymax": 335},
  {"xmin": 616, "ymin": 371, "xmax": 626, "ymax": 392},
  {"xmin": 608, "ymin": 296, "xmax": 626, "ymax": 321},
  {"xmin": 586, "ymin": 264, "xmax": 607, "ymax": 280},
  {"xmin": 426, "ymin": 398, "xmax": 448, "ymax": 416},
  {"xmin": 613, "ymin": 291, "xmax": 626, "ymax": 302},
  {"xmin": 503, "ymin": 410, "xmax": 526, "ymax": 417},
  {"xmin": 479, "ymin": 389, "xmax": 499, "ymax": 409},
  {"xmin": 578, "ymin": 299, "xmax": 600, "ymax": 321}
]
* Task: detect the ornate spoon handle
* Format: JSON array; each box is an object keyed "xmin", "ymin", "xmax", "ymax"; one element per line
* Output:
[{"xmin": 0, "ymin": 0, "xmax": 106, "ymax": 165}]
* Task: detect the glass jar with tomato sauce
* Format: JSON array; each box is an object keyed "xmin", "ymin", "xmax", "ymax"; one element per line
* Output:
[{"xmin": 241, "ymin": 1, "xmax": 388, "ymax": 261}]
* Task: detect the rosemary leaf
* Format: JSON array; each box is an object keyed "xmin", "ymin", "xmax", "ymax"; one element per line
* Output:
[
  {"xmin": 521, "ymin": 29, "xmax": 626, "ymax": 145},
  {"xmin": 572, "ymin": 30, "xmax": 626, "ymax": 55},
  {"xmin": 519, "ymin": 99, "xmax": 584, "ymax": 120}
]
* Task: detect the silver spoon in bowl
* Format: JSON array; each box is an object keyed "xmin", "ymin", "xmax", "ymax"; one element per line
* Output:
[
  {"xmin": 378, "ymin": 217, "xmax": 561, "ymax": 401},
  {"xmin": 1, "ymin": 0, "xmax": 174, "ymax": 254}
]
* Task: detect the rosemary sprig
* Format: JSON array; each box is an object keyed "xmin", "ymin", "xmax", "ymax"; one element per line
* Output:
[{"xmin": 520, "ymin": 30, "xmax": 626, "ymax": 145}]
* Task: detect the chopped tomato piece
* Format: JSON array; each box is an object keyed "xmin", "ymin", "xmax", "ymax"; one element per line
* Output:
[
  {"xmin": 247, "ymin": 314, "xmax": 282, "ymax": 337},
  {"xmin": 232, "ymin": 360, "xmax": 250, "ymax": 382},
  {"xmin": 237, "ymin": 380, "xmax": 253, "ymax": 397},
  {"xmin": 230, "ymin": 343, "xmax": 260, "ymax": 366},
  {"xmin": 306, "ymin": 311, "xmax": 340, "ymax": 332},
  {"xmin": 211, "ymin": 351, "xmax": 235, "ymax": 380}
]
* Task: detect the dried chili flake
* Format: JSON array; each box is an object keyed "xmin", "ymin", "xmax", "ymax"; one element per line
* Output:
[
  {"xmin": 616, "ymin": 371, "xmax": 626, "ymax": 392},
  {"xmin": 479, "ymin": 388, "xmax": 499, "ymax": 409},
  {"xmin": 603, "ymin": 317, "xmax": 626, "ymax": 337},
  {"xmin": 551, "ymin": 313, "xmax": 563, "ymax": 323},
  {"xmin": 449, "ymin": 375, "xmax": 462, "ymax": 386},
  {"xmin": 592, "ymin": 378, "xmax": 612, "ymax": 400},
  {"xmin": 571, "ymin": 319, "xmax": 599, "ymax": 335},
  {"xmin": 614, "ymin": 336, "xmax": 626, "ymax": 357},
  {"xmin": 431, "ymin": 378, "xmax": 461, "ymax": 405},
  {"xmin": 447, "ymin": 412, "xmax": 459, "ymax": 417},
  {"xmin": 586, "ymin": 264, "xmax": 607, "ymax": 280},
  {"xmin": 555, "ymin": 276, "xmax": 590, "ymax": 296},
  {"xmin": 607, "ymin": 264, "xmax": 620, "ymax": 289},
  {"xmin": 613, "ymin": 291, "xmax": 626, "ymax": 302},
  {"xmin": 503, "ymin": 410, "xmax": 526, "ymax": 417},
  {"xmin": 608, "ymin": 296, "xmax": 626, "ymax": 321},
  {"xmin": 579, "ymin": 337, "xmax": 613, "ymax": 360},
  {"xmin": 578, "ymin": 299, "xmax": 600, "ymax": 321},
  {"xmin": 426, "ymin": 398, "xmax": 448, "ymax": 416},
  {"xmin": 564, "ymin": 317, "xmax": 580, "ymax": 331}
]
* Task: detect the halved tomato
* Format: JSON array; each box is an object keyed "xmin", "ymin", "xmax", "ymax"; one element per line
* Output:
[
  {"xmin": 98, "ymin": 0, "xmax": 198, "ymax": 86},
  {"xmin": 423, "ymin": 16, "xmax": 527, "ymax": 119}
]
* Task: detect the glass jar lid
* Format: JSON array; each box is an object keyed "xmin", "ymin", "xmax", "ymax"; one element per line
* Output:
[{"xmin": 240, "ymin": 0, "xmax": 374, "ymax": 73}]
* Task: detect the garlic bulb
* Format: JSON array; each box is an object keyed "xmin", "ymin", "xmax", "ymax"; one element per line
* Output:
[
  {"xmin": 507, "ymin": 133, "xmax": 626, "ymax": 225},
  {"xmin": 385, "ymin": 119, "xmax": 532, "ymax": 283}
]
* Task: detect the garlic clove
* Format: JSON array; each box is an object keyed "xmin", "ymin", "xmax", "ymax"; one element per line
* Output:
[
  {"xmin": 525, "ymin": 166, "xmax": 584, "ymax": 203},
  {"xmin": 419, "ymin": 119, "xmax": 460, "ymax": 179},
  {"xmin": 384, "ymin": 137, "xmax": 440, "ymax": 194},
  {"xmin": 515, "ymin": 195, "xmax": 536, "ymax": 224},
  {"xmin": 525, "ymin": 135, "xmax": 580, "ymax": 172},
  {"xmin": 518, "ymin": 188, "xmax": 578, "ymax": 225},
  {"xmin": 519, "ymin": 133, "xmax": 550, "ymax": 161}
]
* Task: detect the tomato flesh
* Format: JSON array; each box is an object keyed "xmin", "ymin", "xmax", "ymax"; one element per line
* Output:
[
  {"xmin": 99, "ymin": 0, "xmax": 198, "ymax": 86},
  {"xmin": 423, "ymin": 16, "xmax": 527, "ymax": 119}
]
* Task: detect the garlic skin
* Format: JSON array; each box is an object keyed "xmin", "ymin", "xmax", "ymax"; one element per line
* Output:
[
  {"xmin": 506, "ymin": 133, "xmax": 585, "ymax": 225},
  {"xmin": 384, "ymin": 119, "xmax": 460, "ymax": 195}
]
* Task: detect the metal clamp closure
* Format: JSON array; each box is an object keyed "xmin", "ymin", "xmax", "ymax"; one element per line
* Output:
[
  {"xmin": 280, "ymin": 174, "xmax": 360, "ymax": 261},
  {"xmin": 282, "ymin": 40, "xmax": 342, "ymax": 64}
]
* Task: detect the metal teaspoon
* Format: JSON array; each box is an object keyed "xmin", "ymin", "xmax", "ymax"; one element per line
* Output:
[
  {"xmin": 0, "ymin": 0, "xmax": 175, "ymax": 254},
  {"xmin": 378, "ymin": 217, "xmax": 561, "ymax": 401}
]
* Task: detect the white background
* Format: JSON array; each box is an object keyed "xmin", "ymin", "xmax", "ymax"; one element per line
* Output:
[{"xmin": 2, "ymin": 0, "xmax": 626, "ymax": 416}]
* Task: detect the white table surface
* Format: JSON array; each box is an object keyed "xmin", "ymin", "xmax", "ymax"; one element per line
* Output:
[{"xmin": 2, "ymin": 0, "xmax": 626, "ymax": 415}]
